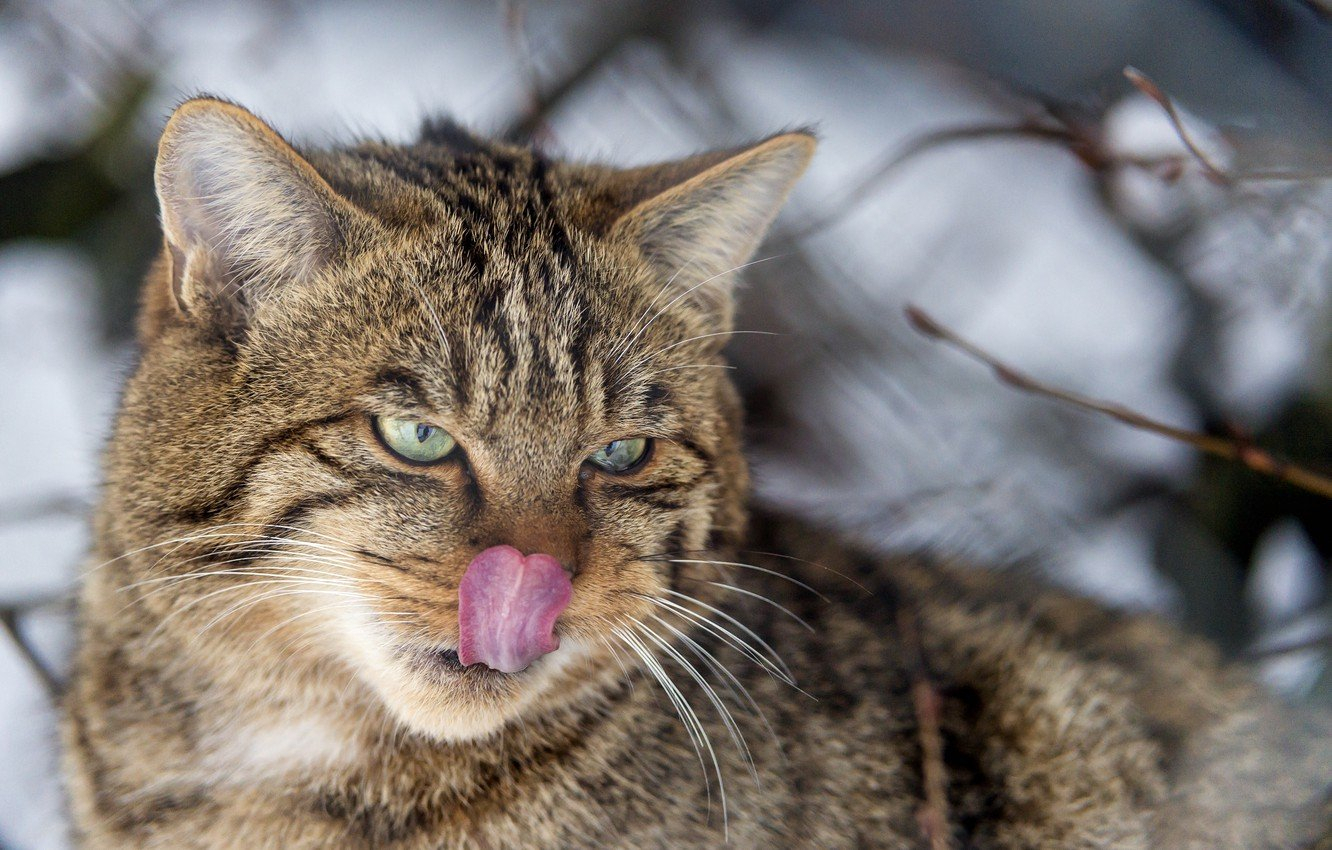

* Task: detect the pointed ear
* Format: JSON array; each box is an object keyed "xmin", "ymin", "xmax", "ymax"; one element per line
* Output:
[
  {"xmin": 609, "ymin": 132, "xmax": 815, "ymax": 318},
  {"xmin": 154, "ymin": 97, "xmax": 353, "ymax": 327}
]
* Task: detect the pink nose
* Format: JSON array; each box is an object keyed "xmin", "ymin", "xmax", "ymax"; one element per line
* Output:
[{"xmin": 456, "ymin": 545, "xmax": 573, "ymax": 673}]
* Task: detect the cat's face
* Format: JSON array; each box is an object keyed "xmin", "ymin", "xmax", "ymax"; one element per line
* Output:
[{"xmin": 108, "ymin": 99, "xmax": 811, "ymax": 741}]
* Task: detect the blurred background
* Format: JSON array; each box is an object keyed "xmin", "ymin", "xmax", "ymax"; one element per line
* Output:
[{"xmin": 1, "ymin": 1, "xmax": 1330, "ymax": 846}]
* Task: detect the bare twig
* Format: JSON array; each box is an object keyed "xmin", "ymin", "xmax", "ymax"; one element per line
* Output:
[
  {"xmin": 0, "ymin": 605, "xmax": 63, "ymax": 700},
  {"xmin": 791, "ymin": 66, "xmax": 1329, "ymax": 244},
  {"xmin": 897, "ymin": 604, "xmax": 953, "ymax": 850},
  {"xmin": 905, "ymin": 305, "xmax": 1332, "ymax": 501},
  {"xmin": 502, "ymin": 1, "xmax": 553, "ymax": 145},
  {"xmin": 0, "ymin": 492, "xmax": 90, "ymax": 527},
  {"xmin": 1245, "ymin": 632, "xmax": 1332, "ymax": 661},
  {"xmin": 789, "ymin": 122, "xmax": 1077, "ymax": 240},
  {"xmin": 1124, "ymin": 67, "xmax": 1332, "ymax": 182},
  {"xmin": 1122, "ymin": 67, "xmax": 1233, "ymax": 185},
  {"xmin": 501, "ymin": 4, "xmax": 665, "ymax": 142}
]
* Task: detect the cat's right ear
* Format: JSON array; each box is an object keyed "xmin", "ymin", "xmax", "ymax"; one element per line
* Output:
[
  {"xmin": 154, "ymin": 97, "xmax": 357, "ymax": 330},
  {"xmin": 607, "ymin": 132, "xmax": 815, "ymax": 329}
]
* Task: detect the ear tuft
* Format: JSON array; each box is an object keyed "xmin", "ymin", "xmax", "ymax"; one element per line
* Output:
[
  {"xmin": 155, "ymin": 97, "xmax": 349, "ymax": 323},
  {"xmin": 610, "ymin": 132, "xmax": 816, "ymax": 319}
]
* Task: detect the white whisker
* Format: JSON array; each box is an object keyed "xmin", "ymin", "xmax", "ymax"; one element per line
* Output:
[
  {"xmin": 666, "ymin": 558, "xmax": 828, "ymax": 602},
  {"xmin": 637, "ymin": 621, "xmax": 757, "ymax": 787},
  {"xmin": 642, "ymin": 593, "xmax": 794, "ymax": 684},
  {"xmin": 701, "ymin": 582, "xmax": 815, "ymax": 633},
  {"xmin": 613, "ymin": 625, "xmax": 719, "ymax": 823}
]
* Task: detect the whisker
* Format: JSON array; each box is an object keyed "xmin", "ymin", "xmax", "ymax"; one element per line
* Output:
[
  {"xmin": 610, "ymin": 254, "xmax": 785, "ymax": 381},
  {"xmin": 636, "ymin": 621, "xmax": 750, "ymax": 818},
  {"xmin": 613, "ymin": 625, "xmax": 717, "ymax": 820},
  {"xmin": 122, "ymin": 562, "xmax": 361, "ymax": 593},
  {"xmin": 607, "ymin": 256, "xmax": 698, "ymax": 366},
  {"xmin": 659, "ymin": 557, "xmax": 829, "ymax": 602},
  {"xmin": 86, "ymin": 522, "xmax": 371, "ymax": 577},
  {"xmin": 639, "ymin": 593, "xmax": 794, "ymax": 684},
  {"xmin": 620, "ymin": 330, "xmax": 777, "ymax": 375},
  {"xmin": 147, "ymin": 578, "xmax": 356, "ymax": 645},
  {"xmin": 652, "ymin": 614, "xmax": 783, "ymax": 770},
  {"xmin": 699, "ymin": 582, "xmax": 815, "ymax": 633},
  {"xmin": 660, "ymin": 588, "xmax": 798, "ymax": 678},
  {"xmin": 399, "ymin": 275, "xmax": 452, "ymax": 364},
  {"xmin": 637, "ymin": 364, "xmax": 735, "ymax": 383},
  {"xmin": 740, "ymin": 549, "xmax": 871, "ymax": 594}
]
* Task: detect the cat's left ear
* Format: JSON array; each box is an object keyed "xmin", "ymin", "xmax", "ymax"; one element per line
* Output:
[
  {"xmin": 609, "ymin": 131, "xmax": 815, "ymax": 321},
  {"xmin": 154, "ymin": 97, "xmax": 361, "ymax": 330}
]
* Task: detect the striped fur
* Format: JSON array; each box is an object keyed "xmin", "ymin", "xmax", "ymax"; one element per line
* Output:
[{"xmin": 63, "ymin": 99, "xmax": 1330, "ymax": 848}]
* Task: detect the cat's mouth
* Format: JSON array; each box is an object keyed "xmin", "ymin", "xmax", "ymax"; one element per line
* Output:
[
  {"xmin": 411, "ymin": 646, "xmax": 519, "ymax": 680},
  {"xmin": 407, "ymin": 643, "xmax": 571, "ymax": 684},
  {"xmin": 431, "ymin": 648, "xmax": 466, "ymax": 671}
]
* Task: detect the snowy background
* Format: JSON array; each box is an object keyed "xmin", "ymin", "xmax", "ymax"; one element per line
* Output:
[{"xmin": 2, "ymin": 1, "xmax": 1330, "ymax": 847}]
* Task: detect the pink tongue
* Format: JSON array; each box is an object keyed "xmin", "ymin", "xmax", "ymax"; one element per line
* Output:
[{"xmin": 457, "ymin": 545, "xmax": 573, "ymax": 673}]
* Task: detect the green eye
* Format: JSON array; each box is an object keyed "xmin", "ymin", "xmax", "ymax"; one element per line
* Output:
[
  {"xmin": 587, "ymin": 438, "xmax": 650, "ymax": 474},
  {"xmin": 374, "ymin": 416, "xmax": 457, "ymax": 464}
]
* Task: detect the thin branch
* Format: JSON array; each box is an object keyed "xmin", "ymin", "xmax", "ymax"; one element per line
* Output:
[
  {"xmin": 1122, "ymin": 67, "xmax": 1232, "ymax": 185},
  {"xmin": 1123, "ymin": 67, "xmax": 1332, "ymax": 182},
  {"xmin": 1245, "ymin": 632, "xmax": 1332, "ymax": 661},
  {"xmin": 0, "ymin": 492, "xmax": 90, "ymax": 527},
  {"xmin": 789, "ymin": 122, "xmax": 1077, "ymax": 240},
  {"xmin": 501, "ymin": 4, "xmax": 665, "ymax": 143},
  {"xmin": 905, "ymin": 305, "xmax": 1332, "ymax": 501},
  {"xmin": 502, "ymin": 1, "xmax": 553, "ymax": 145},
  {"xmin": 897, "ymin": 604, "xmax": 953, "ymax": 850},
  {"xmin": 0, "ymin": 606, "xmax": 63, "ymax": 700},
  {"xmin": 791, "ymin": 67, "xmax": 1328, "ymax": 244}
]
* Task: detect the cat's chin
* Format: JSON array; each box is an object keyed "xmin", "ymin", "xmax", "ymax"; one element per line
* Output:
[
  {"xmin": 382, "ymin": 689, "xmax": 522, "ymax": 742},
  {"xmin": 362, "ymin": 639, "xmax": 592, "ymax": 742}
]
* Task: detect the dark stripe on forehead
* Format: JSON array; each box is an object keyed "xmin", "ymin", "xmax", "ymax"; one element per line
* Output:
[
  {"xmin": 526, "ymin": 326, "xmax": 559, "ymax": 398},
  {"xmin": 456, "ymin": 227, "xmax": 487, "ymax": 280},
  {"xmin": 357, "ymin": 149, "xmax": 439, "ymax": 196},
  {"xmin": 374, "ymin": 368, "xmax": 429, "ymax": 407},
  {"xmin": 374, "ymin": 365, "xmax": 469, "ymax": 414},
  {"xmin": 529, "ymin": 154, "xmax": 576, "ymax": 268}
]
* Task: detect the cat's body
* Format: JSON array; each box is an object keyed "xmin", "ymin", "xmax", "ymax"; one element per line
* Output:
[{"xmin": 64, "ymin": 100, "xmax": 1331, "ymax": 848}]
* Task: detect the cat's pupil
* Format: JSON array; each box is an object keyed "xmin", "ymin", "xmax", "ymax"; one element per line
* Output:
[{"xmin": 416, "ymin": 424, "xmax": 433, "ymax": 443}]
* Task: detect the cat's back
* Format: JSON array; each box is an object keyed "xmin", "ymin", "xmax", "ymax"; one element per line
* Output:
[{"xmin": 731, "ymin": 512, "xmax": 1332, "ymax": 849}]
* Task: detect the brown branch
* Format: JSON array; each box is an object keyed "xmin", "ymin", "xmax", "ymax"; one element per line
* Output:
[
  {"xmin": 1122, "ymin": 67, "xmax": 1233, "ymax": 185},
  {"xmin": 1123, "ymin": 67, "xmax": 1332, "ymax": 182},
  {"xmin": 0, "ymin": 492, "xmax": 90, "ymax": 527},
  {"xmin": 905, "ymin": 305, "xmax": 1332, "ymax": 501},
  {"xmin": 502, "ymin": 1, "xmax": 553, "ymax": 145},
  {"xmin": 0, "ymin": 605, "xmax": 62, "ymax": 700},
  {"xmin": 897, "ymin": 604, "xmax": 953, "ymax": 850},
  {"xmin": 501, "ymin": 4, "xmax": 666, "ymax": 143},
  {"xmin": 790, "ymin": 122, "xmax": 1078, "ymax": 240},
  {"xmin": 1245, "ymin": 631, "xmax": 1332, "ymax": 660},
  {"xmin": 791, "ymin": 67, "xmax": 1328, "ymax": 245}
]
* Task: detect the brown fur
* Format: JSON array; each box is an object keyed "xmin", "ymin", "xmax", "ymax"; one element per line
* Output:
[{"xmin": 63, "ymin": 99, "xmax": 1331, "ymax": 848}]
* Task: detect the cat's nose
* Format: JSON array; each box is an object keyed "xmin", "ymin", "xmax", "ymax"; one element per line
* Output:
[{"xmin": 491, "ymin": 511, "xmax": 583, "ymax": 576}]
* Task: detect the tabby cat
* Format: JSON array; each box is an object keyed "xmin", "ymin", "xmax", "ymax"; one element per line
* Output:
[{"xmin": 63, "ymin": 98, "xmax": 1331, "ymax": 849}]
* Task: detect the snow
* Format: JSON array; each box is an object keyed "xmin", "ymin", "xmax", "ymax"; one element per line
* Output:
[{"xmin": 0, "ymin": 3, "xmax": 1327, "ymax": 847}]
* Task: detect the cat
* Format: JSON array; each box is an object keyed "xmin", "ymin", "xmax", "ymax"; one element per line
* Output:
[{"xmin": 62, "ymin": 97, "xmax": 1331, "ymax": 849}]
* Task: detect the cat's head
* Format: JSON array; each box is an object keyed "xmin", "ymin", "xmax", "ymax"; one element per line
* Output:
[{"xmin": 109, "ymin": 97, "xmax": 812, "ymax": 741}]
